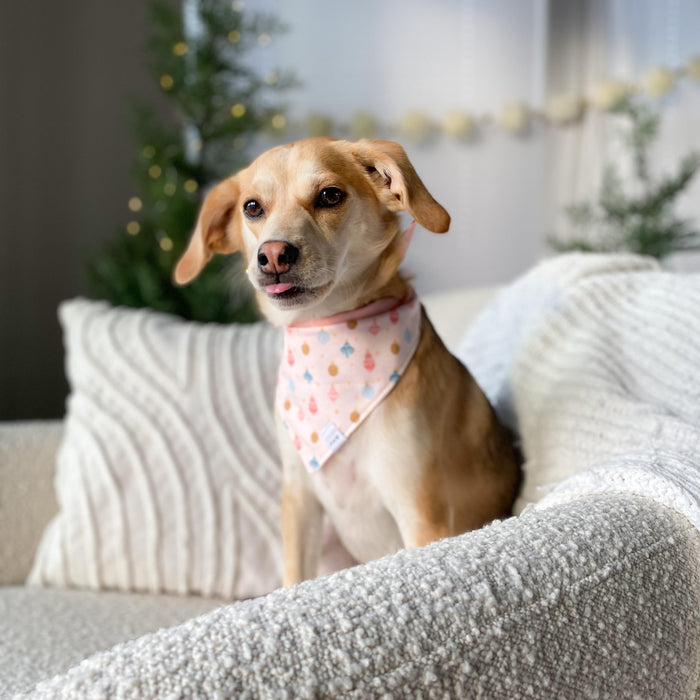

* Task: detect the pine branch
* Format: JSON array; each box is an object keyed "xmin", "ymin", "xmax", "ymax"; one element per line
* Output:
[{"xmin": 551, "ymin": 98, "xmax": 700, "ymax": 260}]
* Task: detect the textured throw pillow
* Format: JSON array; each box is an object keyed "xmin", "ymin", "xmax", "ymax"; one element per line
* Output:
[{"xmin": 29, "ymin": 299, "xmax": 286, "ymax": 599}]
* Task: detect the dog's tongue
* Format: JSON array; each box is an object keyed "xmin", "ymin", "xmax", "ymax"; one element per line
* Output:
[{"xmin": 266, "ymin": 282, "xmax": 294, "ymax": 294}]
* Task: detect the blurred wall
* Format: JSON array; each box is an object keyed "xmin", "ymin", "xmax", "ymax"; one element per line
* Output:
[{"xmin": 0, "ymin": 0, "xmax": 167, "ymax": 420}]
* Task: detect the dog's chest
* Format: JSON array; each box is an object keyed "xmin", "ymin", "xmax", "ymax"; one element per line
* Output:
[{"xmin": 310, "ymin": 429, "xmax": 404, "ymax": 564}]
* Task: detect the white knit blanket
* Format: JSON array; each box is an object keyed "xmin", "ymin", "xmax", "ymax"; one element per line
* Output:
[{"xmin": 459, "ymin": 253, "xmax": 700, "ymax": 530}]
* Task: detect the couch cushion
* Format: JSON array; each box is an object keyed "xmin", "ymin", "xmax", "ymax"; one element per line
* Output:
[
  {"xmin": 0, "ymin": 586, "xmax": 221, "ymax": 697},
  {"xmin": 0, "ymin": 421, "xmax": 62, "ymax": 585}
]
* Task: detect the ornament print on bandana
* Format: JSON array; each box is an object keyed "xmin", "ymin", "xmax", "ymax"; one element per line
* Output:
[{"xmin": 276, "ymin": 295, "xmax": 422, "ymax": 473}]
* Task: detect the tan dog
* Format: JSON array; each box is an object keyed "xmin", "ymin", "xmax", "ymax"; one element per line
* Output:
[{"xmin": 175, "ymin": 138, "xmax": 520, "ymax": 586}]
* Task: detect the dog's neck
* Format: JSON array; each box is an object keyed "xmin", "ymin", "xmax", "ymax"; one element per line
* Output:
[{"xmin": 289, "ymin": 289, "xmax": 415, "ymax": 329}]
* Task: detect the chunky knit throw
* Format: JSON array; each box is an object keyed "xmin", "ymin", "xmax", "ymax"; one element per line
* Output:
[
  {"xmin": 24, "ymin": 253, "xmax": 700, "ymax": 698},
  {"xmin": 458, "ymin": 252, "xmax": 700, "ymax": 526}
]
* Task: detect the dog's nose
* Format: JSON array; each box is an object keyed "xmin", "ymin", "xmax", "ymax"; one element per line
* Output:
[{"xmin": 257, "ymin": 241, "xmax": 299, "ymax": 275}]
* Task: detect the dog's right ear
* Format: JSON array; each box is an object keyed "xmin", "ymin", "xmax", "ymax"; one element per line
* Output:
[
  {"xmin": 173, "ymin": 178, "xmax": 240, "ymax": 286},
  {"xmin": 347, "ymin": 139, "xmax": 450, "ymax": 234}
]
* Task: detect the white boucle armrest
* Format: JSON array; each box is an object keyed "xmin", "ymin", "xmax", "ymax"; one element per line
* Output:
[
  {"xmin": 23, "ymin": 494, "xmax": 700, "ymax": 699},
  {"xmin": 0, "ymin": 420, "xmax": 62, "ymax": 584}
]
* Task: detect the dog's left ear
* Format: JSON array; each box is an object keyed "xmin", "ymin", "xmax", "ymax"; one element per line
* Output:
[
  {"xmin": 173, "ymin": 178, "xmax": 240, "ymax": 285},
  {"xmin": 348, "ymin": 139, "xmax": 450, "ymax": 233}
]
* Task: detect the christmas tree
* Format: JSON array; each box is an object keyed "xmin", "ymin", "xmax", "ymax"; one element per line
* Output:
[
  {"xmin": 86, "ymin": 0, "xmax": 294, "ymax": 323},
  {"xmin": 551, "ymin": 99, "xmax": 700, "ymax": 259}
]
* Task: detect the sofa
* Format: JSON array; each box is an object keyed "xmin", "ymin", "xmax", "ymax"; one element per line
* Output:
[{"xmin": 3, "ymin": 253, "xmax": 700, "ymax": 698}]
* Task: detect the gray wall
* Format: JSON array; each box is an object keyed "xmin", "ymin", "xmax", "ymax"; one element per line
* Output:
[{"xmin": 0, "ymin": 1, "xmax": 169, "ymax": 419}]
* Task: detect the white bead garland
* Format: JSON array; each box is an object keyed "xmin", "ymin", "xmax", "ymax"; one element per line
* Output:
[
  {"xmin": 644, "ymin": 66, "xmax": 676, "ymax": 97},
  {"xmin": 442, "ymin": 110, "xmax": 475, "ymax": 141},
  {"xmin": 498, "ymin": 101, "xmax": 530, "ymax": 135},
  {"xmin": 277, "ymin": 55, "xmax": 700, "ymax": 144},
  {"xmin": 591, "ymin": 80, "xmax": 630, "ymax": 110},
  {"xmin": 546, "ymin": 94, "xmax": 584, "ymax": 125}
]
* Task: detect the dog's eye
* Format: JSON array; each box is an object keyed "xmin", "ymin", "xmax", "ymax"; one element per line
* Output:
[
  {"xmin": 316, "ymin": 187, "xmax": 345, "ymax": 208},
  {"xmin": 244, "ymin": 200, "xmax": 264, "ymax": 218}
]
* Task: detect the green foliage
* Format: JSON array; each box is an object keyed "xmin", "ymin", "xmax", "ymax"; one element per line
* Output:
[
  {"xmin": 86, "ymin": 0, "xmax": 295, "ymax": 323},
  {"xmin": 550, "ymin": 99, "xmax": 700, "ymax": 259}
]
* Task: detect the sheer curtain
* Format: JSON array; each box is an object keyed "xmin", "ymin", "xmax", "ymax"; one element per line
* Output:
[{"xmin": 546, "ymin": 0, "xmax": 700, "ymax": 267}]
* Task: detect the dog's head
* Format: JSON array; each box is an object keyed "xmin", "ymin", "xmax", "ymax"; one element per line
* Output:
[{"xmin": 174, "ymin": 138, "xmax": 449, "ymax": 325}]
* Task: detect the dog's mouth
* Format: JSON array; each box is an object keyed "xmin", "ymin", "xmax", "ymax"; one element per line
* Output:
[
  {"xmin": 265, "ymin": 282, "xmax": 306, "ymax": 302},
  {"xmin": 265, "ymin": 282, "xmax": 297, "ymax": 296},
  {"xmin": 261, "ymin": 280, "xmax": 333, "ymax": 307}
]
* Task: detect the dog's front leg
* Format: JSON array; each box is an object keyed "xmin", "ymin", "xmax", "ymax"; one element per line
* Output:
[
  {"xmin": 281, "ymin": 472, "xmax": 323, "ymax": 586},
  {"xmin": 276, "ymin": 417, "xmax": 323, "ymax": 587}
]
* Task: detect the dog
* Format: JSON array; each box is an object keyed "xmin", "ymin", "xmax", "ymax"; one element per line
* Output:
[{"xmin": 174, "ymin": 138, "xmax": 520, "ymax": 586}]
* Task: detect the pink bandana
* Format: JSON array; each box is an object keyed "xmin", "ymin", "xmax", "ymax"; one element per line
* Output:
[{"xmin": 276, "ymin": 294, "xmax": 422, "ymax": 473}]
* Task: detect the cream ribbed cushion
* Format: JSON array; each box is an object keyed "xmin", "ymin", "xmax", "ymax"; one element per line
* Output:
[{"xmin": 28, "ymin": 299, "xmax": 284, "ymax": 600}]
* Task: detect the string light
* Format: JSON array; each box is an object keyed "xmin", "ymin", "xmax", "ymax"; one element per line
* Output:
[
  {"xmin": 228, "ymin": 30, "xmax": 241, "ymax": 43},
  {"xmin": 128, "ymin": 197, "xmax": 143, "ymax": 212},
  {"xmin": 127, "ymin": 221, "xmax": 140, "ymax": 235},
  {"xmin": 231, "ymin": 103, "xmax": 246, "ymax": 118},
  {"xmin": 271, "ymin": 114, "xmax": 286, "ymax": 130},
  {"xmin": 258, "ymin": 33, "xmax": 271, "ymax": 47},
  {"xmin": 232, "ymin": 0, "xmax": 245, "ymax": 11},
  {"xmin": 160, "ymin": 75, "xmax": 174, "ymax": 90},
  {"xmin": 172, "ymin": 42, "xmax": 188, "ymax": 56},
  {"xmin": 142, "ymin": 146, "xmax": 156, "ymax": 159},
  {"xmin": 164, "ymin": 182, "xmax": 176, "ymax": 196},
  {"xmin": 184, "ymin": 179, "xmax": 199, "ymax": 193},
  {"xmin": 149, "ymin": 165, "xmax": 162, "ymax": 179},
  {"xmin": 265, "ymin": 72, "xmax": 279, "ymax": 85},
  {"xmin": 159, "ymin": 236, "xmax": 174, "ymax": 252}
]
